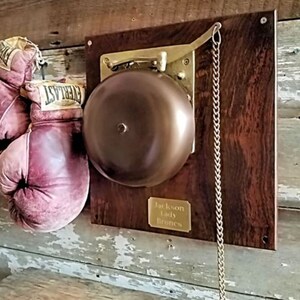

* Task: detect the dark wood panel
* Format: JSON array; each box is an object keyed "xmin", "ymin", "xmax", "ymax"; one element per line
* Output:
[
  {"xmin": 0, "ymin": 0, "xmax": 298, "ymax": 49},
  {"xmin": 86, "ymin": 11, "xmax": 276, "ymax": 249}
]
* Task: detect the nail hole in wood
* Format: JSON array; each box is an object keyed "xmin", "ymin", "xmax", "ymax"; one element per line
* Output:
[
  {"xmin": 49, "ymin": 40, "xmax": 62, "ymax": 47},
  {"xmin": 262, "ymin": 235, "xmax": 269, "ymax": 244},
  {"xmin": 50, "ymin": 31, "xmax": 59, "ymax": 35}
]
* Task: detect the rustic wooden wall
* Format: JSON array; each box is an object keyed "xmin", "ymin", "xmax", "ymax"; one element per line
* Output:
[
  {"xmin": 0, "ymin": 0, "xmax": 300, "ymax": 49},
  {"xmin": 0, "ymin": 1, "xmax": 299, "ymax": 300}
]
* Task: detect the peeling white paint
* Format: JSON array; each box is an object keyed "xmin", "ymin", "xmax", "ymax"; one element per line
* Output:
[
  {"xmin": 0, "ymin": 248, "xmax": 91, "ymax": 278},
  {"xmin": 0, "ymin": 248, "xmax": 227, "ymax": 300},
  {"xmin": 186, "ymin": 289, "xmax": 219, "ymax": 300},
  {"xmin": 172, "ymin": 256, "xmax": 181, "ymax": 260},
  {"xmin": 96, "ymin": 234, "xmax": 111, "ymax": 241},
  {"xmin": 281, "ymin": 263, "xmax": 289, "ymax": 267},
  {"xmin": 146, "ymin": 269, "xmax": 160, "ymax": 277},
  {"xmin": 97, "ymin": 243, "xmax": 105, "ymax": 252},
  {"xmin": 225, "ymin": 280, "xmax": 236, "ymax": 287},
  {"xmin": 278, "ymin": 184, "xmax": 300, "ymax": 201},
  {"xmin": 113, "ymin": 235, "xmax": 135, "ymax": 269},
  {"xmin": 48, "ymin": 224, "xmax": 83, "ymax": 250},
  {"xmin": 139, "ymin": 258, "xmax": 150, "ymax": 264},
  {"xmin": 37, "ymin": 246, "xmax": 59, "ymax": 255}
]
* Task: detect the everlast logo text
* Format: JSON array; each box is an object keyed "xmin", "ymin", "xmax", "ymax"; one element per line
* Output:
[
  {"xmin": 0, "ymin": 41, "xmax": 16, "ymax": 66},
  {"xmin": 43, "ymin": 85, "xmax": 83, "ymax": 105}
]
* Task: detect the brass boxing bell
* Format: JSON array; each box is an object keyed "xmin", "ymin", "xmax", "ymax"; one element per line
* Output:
[{"xmin": 83, "ymin": 70, "xmax": 195, "ymax": 187}]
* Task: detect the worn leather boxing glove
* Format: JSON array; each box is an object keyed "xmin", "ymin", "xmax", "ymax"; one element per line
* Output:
[
  {"xmin": 0, "ymin": 80, "xmax": 89, "ymax": 232},
  {"xmin": 0, "ymin": 37, "xmax": 39, "ymax": 143}
]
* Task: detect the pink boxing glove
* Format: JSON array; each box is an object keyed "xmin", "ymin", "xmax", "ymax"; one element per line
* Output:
[
  {"xmin": 0, "ymin": 37, "xmax": 40, "ymax": 144},
  {"xmin": 0, "ymin": 37, "xmax": 39, "ymax": 87},
  {"xmin": 0, "ymin": 81, "xmax": 29, "ymax": 144},
  {"xmin": 0, "ymin": 80, "xmax": 89, "ymax": 232}
]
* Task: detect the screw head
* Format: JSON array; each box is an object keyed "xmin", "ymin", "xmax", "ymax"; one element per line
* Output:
[
  {"xmin": 87, "ymin": 40, "xmax": 92, "ymax": 46},
  {"xmin": 183, "ymin": 58, "xmax": 190, "ymax": 65},
  {"xmin": 260, "ymin": 17, "xmax": 267, "ymax": 24},
  {"xmin": 117, "ymin": 123, "xmax": 128, "ymax": 134}
]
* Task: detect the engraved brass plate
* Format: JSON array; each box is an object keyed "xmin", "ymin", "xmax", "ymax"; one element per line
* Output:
[{"xmin": 148, "ymin": 197, "xmax": 191, "ymax": 233}]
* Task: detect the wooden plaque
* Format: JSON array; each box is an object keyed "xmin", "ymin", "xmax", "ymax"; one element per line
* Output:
[{"xmin": 85, "ymin": 11, "xmax": 276, "ymax": 249}]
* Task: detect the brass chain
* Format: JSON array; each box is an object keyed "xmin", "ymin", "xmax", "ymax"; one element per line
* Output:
[{"xmin": 212, "ymin": 23, "xmax": 226, "ymax": 300}]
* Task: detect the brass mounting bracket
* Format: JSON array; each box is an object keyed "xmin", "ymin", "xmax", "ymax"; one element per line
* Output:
[{"xmin": 99, "ymin": 23, "xmax": 221, "ymax": 153}]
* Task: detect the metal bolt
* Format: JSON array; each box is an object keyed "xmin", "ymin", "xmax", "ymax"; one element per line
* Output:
[
  {"xmin": 260, "ymin": 17, "xmax": 267, "ymax": 24},
  {"xmin": 183, "ymin": 58, "xmax": 190, "ymax": 65},
  {"xmin": 117, "ymin": 123, "xmax": 128, "ymax": 134},
  {"xmin": 87, "ymin": 40, "xmax": 92, "ymax": 46},
  {"xmin": 103, "ymin": 57, "xmax": 112, "ymax": 69}
]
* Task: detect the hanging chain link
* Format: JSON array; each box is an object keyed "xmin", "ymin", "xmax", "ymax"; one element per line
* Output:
[{"xmin": 212, "ymin": 23, "xmax": 226, "ymax": 300}]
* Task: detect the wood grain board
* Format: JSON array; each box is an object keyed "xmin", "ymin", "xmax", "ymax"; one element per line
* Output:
[
  {"xmin": 0, "ymin": 269, "xmax": 170, "ymax": 300},
  {"xmin": 0, "ymin": 199, "xmax": 299, "ymax": 299},
  {"xmin": 278, "ymin": 119, "xmax": 300, "ymax": 208},
  {"xmin": 278, "ymin": 19, "xmax": 300, "ymax": 118},
  {"xmin": 0, "ymin": 0, "xmax": 299, "ymax": 49},
  {"xmin": 85, "ymin": 11, "xmax": 276, "ymax": 249}
]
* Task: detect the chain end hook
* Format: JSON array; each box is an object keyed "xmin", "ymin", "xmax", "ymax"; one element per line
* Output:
[{"xmin": 212, "ymin": 22, "xmax": 222, "ymax": 44}]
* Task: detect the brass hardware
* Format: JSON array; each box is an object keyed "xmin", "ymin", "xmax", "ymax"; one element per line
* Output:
[
  {"xmin": 100, "ymin": 22, "xmax": 220, "ymax": 80},
  {"xmin": 103, "ymin": 51, "xmax": 167, "ymax": 72},
  {"xmin": 148, "ymin": 197, "xmax": 191, "ymax": 233},
  {"xmin": 99, "ymin": 23, "xmax": 221, "ymax": 155}
]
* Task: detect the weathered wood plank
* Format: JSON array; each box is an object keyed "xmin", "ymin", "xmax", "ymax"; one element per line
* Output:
[
  {"xmin": 34, "ymin": 47, "xmax": 86, "ymax": 84},
  {"xmin": 278, "ymin": 118, "xmax": 300, "ymax": 208},
  {"xmin": 278, "ymin": 19, "xmax": 300, "ymax": 118},
  {"xmin": 0, "ymin": 200, "xmax": 299, "ymax": 299},
  {"xmin": 0, "ymin": 249, "xmax": 265, "ymax": 300},
  {"xmin": 0, "ymin": 1, "xmax": 299, "ymax": 49},
  {"xmin": 0, "ymin": 269, "xmax": 170, "ymax": 300},
  {"xmin": 35, "ymin": 20, "xmax": 300, "ymax": 114}
]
